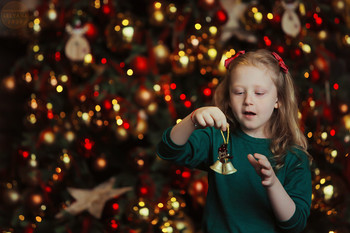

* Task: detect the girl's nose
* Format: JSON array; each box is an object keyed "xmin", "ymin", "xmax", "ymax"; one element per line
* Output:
[{"xmin": 244, "ymin": 93, "xmax": 253, "ymax": 105}]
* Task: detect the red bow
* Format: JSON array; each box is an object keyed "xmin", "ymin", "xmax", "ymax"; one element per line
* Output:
[
  {"xmin": 271, "ymin": 52, "xmax": 288, "ymax": 73},
  {"xmin": 224, "ymin": 50, "xmax": 245, "ymax": 69}
]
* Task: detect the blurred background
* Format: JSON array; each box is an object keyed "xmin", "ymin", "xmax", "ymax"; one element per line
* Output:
[{"xmin": 0, "ymin": 0, "xmax": 350, "ymax": 232}]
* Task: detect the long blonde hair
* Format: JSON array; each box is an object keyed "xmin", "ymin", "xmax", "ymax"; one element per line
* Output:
[{"xmin": 214, "ymin": 49, "xmax": 312, "ymax": 169}]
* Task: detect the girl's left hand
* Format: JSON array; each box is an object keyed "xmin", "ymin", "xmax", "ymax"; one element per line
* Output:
[{"xmin": 247, "ymin": 153, "xmax": 276, "ymax": 187}]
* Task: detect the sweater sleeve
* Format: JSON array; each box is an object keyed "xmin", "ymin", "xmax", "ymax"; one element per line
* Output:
[
  {"xmin": 156, "ymin": 127, "xmax": 212, "ymax": 169},
  {"xmin": 277, "ymin": 150, "xmax": 312, "ymax": 233}
]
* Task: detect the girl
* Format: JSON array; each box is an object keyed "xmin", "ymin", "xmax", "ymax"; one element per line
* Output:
[{"xmin": 157, "ymin": 49, "xmax": 312, "ymax": 233}]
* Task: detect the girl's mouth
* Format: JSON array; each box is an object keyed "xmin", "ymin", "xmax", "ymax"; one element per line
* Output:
[{"xmin": 243, "ymin": 111, "xmax": 256, "ymax": 116}]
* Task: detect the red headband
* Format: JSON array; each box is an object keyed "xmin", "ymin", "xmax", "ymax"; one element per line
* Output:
[
  {"xmin": 224, "ymin": 50, "xmax": 245, "ymax": 69},
  {"xmin": 271, "ymin": 52, "xmax": 288, "ymax": 73}
]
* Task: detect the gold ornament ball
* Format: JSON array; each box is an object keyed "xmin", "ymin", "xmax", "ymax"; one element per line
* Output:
[{"xmin": 135, "ymin": 87, "xmax": 154, "ymax": 107}]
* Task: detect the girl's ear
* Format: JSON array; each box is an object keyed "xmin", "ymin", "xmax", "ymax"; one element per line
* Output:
[{"xmin": 274, "ymin": 99, "xmax": 279, "ymax": 109}]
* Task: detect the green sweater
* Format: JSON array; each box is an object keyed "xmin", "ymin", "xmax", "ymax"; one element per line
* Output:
[{"xmin": 157, "ymin": 126, "xmax": 312, "ymax": 233}]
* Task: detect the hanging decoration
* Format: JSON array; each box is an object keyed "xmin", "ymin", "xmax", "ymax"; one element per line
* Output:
[
  {"xmin": 281, "ymin": 0, "xmax": 301, "ymax": 37},
  {"xmin": 65, "ymin": 24, "xmax": 91, "ymax": 62}
]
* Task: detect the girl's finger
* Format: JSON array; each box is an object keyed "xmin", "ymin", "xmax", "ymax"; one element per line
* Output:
[
  {"xmin": 202, "ymin": 113, "xmax": 215, "ymax": 127},
  {"xmin": 254, "ymin": 153, "xmax": 272, "ymax": 170},
  {"xmin": 247, "ymin": 154, "xmax": 261, "ymax": 172}
]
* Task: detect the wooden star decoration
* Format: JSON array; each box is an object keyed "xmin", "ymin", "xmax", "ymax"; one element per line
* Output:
[{"xmin": 56, "ymin": 177, "xmax": 132, "ymax": 219}]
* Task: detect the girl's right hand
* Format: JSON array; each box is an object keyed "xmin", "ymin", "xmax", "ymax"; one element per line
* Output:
[{"xmin": 191, "ymin": 106, "xmax": 228, "ymax": 131}]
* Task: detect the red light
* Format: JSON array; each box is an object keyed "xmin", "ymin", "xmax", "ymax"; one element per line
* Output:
[
  {"xmin": 84, "ymin": 138, "xmax": 93, "ymax": 150},
  {"xmin": 55, "ymin": 52, "xmax": 61, "ymax": 61},
  {"xmin": 102, "ymin": 5, "xmax": 111, "ymax": 14},
  {"xmin": 315, "ymin": 17, "xmax": 322, "ymax": 25},
  {"xmin": 120, "ymin": 62, "xmax": 125, "ymax": 68},
  {"xmin": 101, "ymin": 58, "xmax": 107, "ymax": 64},
  {"xmin": 112, "ymin": 203, "xmax": 119, "ymax": 210},
  {"xmin": 94, "ymin": 91, "xmax": 99, "ymax": 97},
  {"xmin": 334, "ymin": 18, "xmax": 340, "ymax": 24},
  {"xmin": 176, "ymin": 169, "xmax": 181, "ymax": 175},
  {"xmin": 277, "ymin": 46, "xmax": 284, "ymax": 54},
  {"xmin": 263, "ymin": 36, "xmax": 271, "ymax": 46},
  {"xmin": 123, "ymin": 122, "xmax": 130, "ymax": 129},
  {"xmin": 333, "ymin": 83, "xmax": 339, "ymax": 90},
  {"xmin": 182, "ymin": 171, "xmax": 191, "ymax": 178},
  {"xmin": 215, "ymin": 9, "xmax": 228, "ymax": 24},
  {"xmin": 203, "ymin": 88, "xmax": 212, "ymax": 96},
  {"xmin": 184, "ymin": 100, "xmax": 192, "ymax": 108},
  {"xmin": 104, "ymin": 100, "xmax": 112, "ymax": 110},
  {"xmin": 47, "ymin": 110, "xmax": 54, "ymax": 119},
  {"xmin": 308, "ymin": 88, "xmax": 313, "ymax": 94},
  {"xmin": 140, "ymin": 187, "xmax": 148, "ymax": 195},
  {"xmin": 45, "ymin": 186, "xmax": 52, "ymax": 192},
  {"xmin": 305, "ymin": 23, "xmax": 310, "ymax": 29},
  {"xmin": 330, "ymin": 129, "xmax": 335, "ymax": 136},
  {"xmin": 22, "ymin": 151, "xmax": 29, "ymax": 158},
  {"xmin": 180, "ymin": 94, "xmax": 186, "ymax": 100},
  {"xmin": 110, "ymin": 219, "xmax": 118, "ymax": 229},
  {"xmin": 170, "ymin": 83, "xmax": 176, "ymax": 89}
]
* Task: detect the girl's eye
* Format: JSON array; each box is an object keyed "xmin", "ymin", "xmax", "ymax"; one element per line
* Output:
[
  {"xmin": 256, "ymin": 92, "xmax": 265, "ymax": 95},
  {"xmin": 234, "ymin": 91, "xmax": 244, "ymax": 95}
]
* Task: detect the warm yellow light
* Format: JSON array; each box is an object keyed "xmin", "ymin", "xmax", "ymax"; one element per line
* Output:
[
  {"xmin": 164, "ymin": 95, "xmax": 171, "ymax": 102},
  {"xmin": 37, "ymin": 54, "xmax": 44, "ymax": 61},
  {"xmin": 122, "ymin": 26, "xmax": 134, "ymax": 42},
  {"xmin": 254, "ymin": 12, "xmax": 263, "ymax": 23},
  {"xmin": 116, "ymin": 118, "xmax": 123, "ymax": 126},
  {"xmin": 154, "ymin": 11, "xmax": 164, "ymax": 22},
  {"xmin": 127, "ymin": 69, "xmax": 133, "ymax": 76},
  {"xmin": 179, "ymin": 55, "xmax": 189, "ymax": 66},
  {"xmin": 267, "ymin": 13, "xmax": 273, "ymax": 20},
  {"xmin": 33, "ymin": 45, "xmax": 40, "ymax": 52},
  {"xmin": 209, "ymin": 26, "xmax": 217, "ymax": 35},
  {"xmin": 95, "ymin": 105, "xmax": 101, "ymax": 112},
  {"xmin": 84, "ymin": 54, "xmax": 93, "ymax": 63},
  {"xmin": 154, "ymin": 2, "xmax": 162, "ymax": 9},
  {"xmin": 56, "ymin": 85, "xmax": 63, "ymax": 93},
  {"xmin": 122, "ymin": 19, "xmax": 129, "ymax": 26},
  {"xmin": 208, "ymin": 48, "xmax": 217, "ymax": 60},
  {"xmin": 302, "ymin": 44, "xmax": 311, "ymax": 53},
  {"xmin": 153, "ymin": 84, "xmax": 161, "ymax": 92},
  {"xmin": 195, "ymin": 23, "xmax": 201, "ymax": 30}
]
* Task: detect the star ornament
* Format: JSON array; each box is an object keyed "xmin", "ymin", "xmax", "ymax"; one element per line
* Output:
[{"xmin": 56, "ymin": 177, "xmax": 132, "ymax": 219}]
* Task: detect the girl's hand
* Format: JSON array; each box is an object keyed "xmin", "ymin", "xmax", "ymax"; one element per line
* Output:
[
  {"xmin": 191, "ymin": 107, "xmax": 228, "ymax": 131},
  {"xmin": 247, "ymin": 153, "xmax": 277, "ymax": 187}
]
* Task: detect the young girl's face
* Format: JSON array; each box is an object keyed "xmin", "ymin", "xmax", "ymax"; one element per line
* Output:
[{"xmin": 229, "ymin": 65, "xmax": 279, "ymax": 138}]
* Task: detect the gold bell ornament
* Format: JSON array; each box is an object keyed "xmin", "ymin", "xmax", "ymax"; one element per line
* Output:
[{"xmin": 210, "ymin": 126, "xmax": 237, "ymax": 175}]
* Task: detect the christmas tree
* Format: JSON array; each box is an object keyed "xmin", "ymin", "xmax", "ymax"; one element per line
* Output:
[{"xmin": 0, "ymin": 0, "xmax": 349, "ymax": 232}]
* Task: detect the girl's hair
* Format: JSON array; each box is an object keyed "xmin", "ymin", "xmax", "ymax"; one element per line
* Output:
[{"xmin": 214, "ymin": 49, "xmax": 312, "ymax": 169}]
